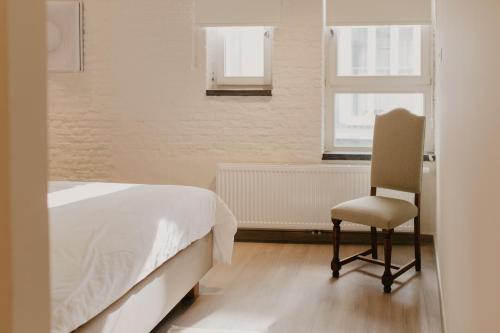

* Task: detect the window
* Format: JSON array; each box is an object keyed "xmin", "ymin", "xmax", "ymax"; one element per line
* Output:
[
  {"xmin": 336, "ymin": 26, "xmax": 422, "ymax": 76},
  {"xmin": 214, "ymin": 26, "xmax": 272, "ymax": 86},
  {"xmin": 326, "ymin": 25, "xmax": 432, "ymax": 151},
  {"xmin": 335, "ymin": 93, "xmax": 424, "ymax": 147}
]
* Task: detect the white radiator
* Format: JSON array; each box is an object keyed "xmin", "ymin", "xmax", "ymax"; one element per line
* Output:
[{"xmin": 216, "ymin": 164, "xmax": 416, "ymax": 231}]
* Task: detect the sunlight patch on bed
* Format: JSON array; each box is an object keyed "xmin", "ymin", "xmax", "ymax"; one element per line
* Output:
[{"xmin": 48, "ymin": 183, "xmax": 139, "ymax": 208}]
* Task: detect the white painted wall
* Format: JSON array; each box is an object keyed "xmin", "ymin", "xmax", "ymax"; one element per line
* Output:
[
  {"xmin": 1, "ymin": 0, "xmax": 50, "ymax": 332},
  {"xmin": 435, "ymin": 0, "xmax": 500, "ymax": 331},
  {"xmin": 48, "ymin": 0, "xmax": 436, "ymax": 233}
]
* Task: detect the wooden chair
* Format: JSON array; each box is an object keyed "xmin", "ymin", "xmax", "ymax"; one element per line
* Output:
[{"xmin": 330, "ymin": 108, "xmax": 425, "ymax": 293}]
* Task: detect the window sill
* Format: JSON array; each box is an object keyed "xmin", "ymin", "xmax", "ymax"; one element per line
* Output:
[
  {"xmin": 322, "ymin": 152, "xmax": 436, "ymax": 162},
  {"xmin": 206, "ymin": 86, "xmax": 272, "ymax": 97},
  {"xmin": 206, "ymin": 89, "xmax": 272, "ymax": 97}
]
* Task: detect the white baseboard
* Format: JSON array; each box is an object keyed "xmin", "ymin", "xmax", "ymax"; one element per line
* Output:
[{"xmin": 433, "ymin": 245, "xmax": 447, "ymax": 333}]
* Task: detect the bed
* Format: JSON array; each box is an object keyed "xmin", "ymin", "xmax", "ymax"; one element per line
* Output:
[{"xmin": 48, "ymin": 182, "xmax": 238, "ymax": 333}]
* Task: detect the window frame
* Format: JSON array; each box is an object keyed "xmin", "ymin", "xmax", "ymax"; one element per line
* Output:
[
  {"xmin": 325, "ymin": 25, "xmax": 434, "ymax": 153},
  {"xmin": 214, "ymin": 26, "xmax": 273, "ymax": 86}
]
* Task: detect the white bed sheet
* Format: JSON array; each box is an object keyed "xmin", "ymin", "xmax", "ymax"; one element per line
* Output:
[{"xmin": 48, "ymin": 182, "xmax": 237, "ymax": 333}]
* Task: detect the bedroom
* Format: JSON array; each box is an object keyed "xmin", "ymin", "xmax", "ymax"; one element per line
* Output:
[{"xmin": 1, "ymin": 0, "xmax": 500, "ymax": 333}]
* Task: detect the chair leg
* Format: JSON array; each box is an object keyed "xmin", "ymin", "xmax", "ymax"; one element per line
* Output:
[
  {"xmin": 370, "ymin": 227, "xmax": 378, "ymax": 259},
  {"xmin": 331, "ymin": 219, "xmax": 342, "ymax": 278},
  {"xmin": 382, "ymin": 229, "xmax": 394, "ymax": 293},
  {"xmin": 414, "ymin": 215, "xmax": 421, "ymax": 272}
]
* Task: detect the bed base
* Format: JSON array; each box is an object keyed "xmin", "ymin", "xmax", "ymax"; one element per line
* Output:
[{"xmin": 74, "ymin": 232, "xmax": 213, "ymax": 333}]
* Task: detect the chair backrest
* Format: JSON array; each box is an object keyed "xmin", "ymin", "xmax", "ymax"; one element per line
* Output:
[{"xmin": 371, "ymin": 108, "xmax": 426, "ymax": 194}]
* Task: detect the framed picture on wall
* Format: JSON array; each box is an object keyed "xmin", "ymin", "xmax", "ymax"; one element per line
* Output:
[{"xmin": 47, "ymin": 1, "xmax": 83, "ymax": 72}]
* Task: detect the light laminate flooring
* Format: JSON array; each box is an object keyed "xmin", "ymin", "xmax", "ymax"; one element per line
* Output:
[{"xmin": 153, "ymin": 242, "xmax": 442, "ymax": 333}]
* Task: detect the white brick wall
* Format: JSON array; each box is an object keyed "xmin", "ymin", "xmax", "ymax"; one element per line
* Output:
[
  {"xmin": 47, "ymin": 0, "xmax": 437, "ymax": 234},
  {"xmin": 48, "ymin": 0, "xmax": 325, "ymax": 187}
]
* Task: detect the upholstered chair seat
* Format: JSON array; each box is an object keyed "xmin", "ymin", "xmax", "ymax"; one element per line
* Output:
[{"xmin": 331, "ymin": 196, "xmax": 418, "ymax": 230}]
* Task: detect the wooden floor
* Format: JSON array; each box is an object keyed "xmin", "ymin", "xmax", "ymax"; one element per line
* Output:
[{"xmin": 153, "ymin": 242, "xmax": 442, "ymax": 333}]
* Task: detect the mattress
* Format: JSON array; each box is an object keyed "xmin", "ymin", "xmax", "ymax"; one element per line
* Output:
[{"xmin": 48, "ymin": 182, "xmax": 237, "ymax": 333}]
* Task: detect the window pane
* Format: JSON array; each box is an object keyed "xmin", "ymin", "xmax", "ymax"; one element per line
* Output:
[
  {"xmin": 222, "ymin": 27, "xmax": 265, "ymax": 77},
  {"xmin": 334, "ymin": 93, "xmax": 424, "ymax": 147},
  {"xmin": 375, "ymin": 27, "xmax": 390, "ymax": 75},
  {"xmin": 336, "ymin": 25, "xmax": 422, "ymax": 76},
  {"xmin": 351, "ymin": 28, "xmax": 368, "ymax": 75},
  {"xmin": 398, "ymin": 26, "xmax": 420, "ymax": 75}
]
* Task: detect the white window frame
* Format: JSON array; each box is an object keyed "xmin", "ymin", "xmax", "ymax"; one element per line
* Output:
[
  {"xmin": 215, "ymin": 27, "xmax": 273, "ymax": 86},
  {"xmin": 325, "ymin": 25, "xmax": 434, "ymax": 153}
]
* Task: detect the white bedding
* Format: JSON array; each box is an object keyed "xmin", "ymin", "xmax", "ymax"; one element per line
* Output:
[{"xmin": 48, "ymin": 182, "xmax": 237, "ymax": 333}]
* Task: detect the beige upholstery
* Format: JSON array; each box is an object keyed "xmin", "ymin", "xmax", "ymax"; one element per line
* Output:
[
  {"xmin": 330, "ymin": 109, "xmax": 425, "ymax": 229},
  {"xmin": 371, "ymin": 108, "xmax": 426, "ymax": 193},
  {"xmin": 331, "ymin": 196, "xmax": 418, "ymax": 229}
]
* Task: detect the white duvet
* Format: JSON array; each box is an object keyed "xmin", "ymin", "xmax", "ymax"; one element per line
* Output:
[{"xmin": 48, "ymin": 182, "xmax": 237, "ymax": 333}]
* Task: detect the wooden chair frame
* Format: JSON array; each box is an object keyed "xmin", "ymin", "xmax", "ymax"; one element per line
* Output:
[{"xmin": 331, "ymin": 187, "xmax": 421, "ymax": 293}]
